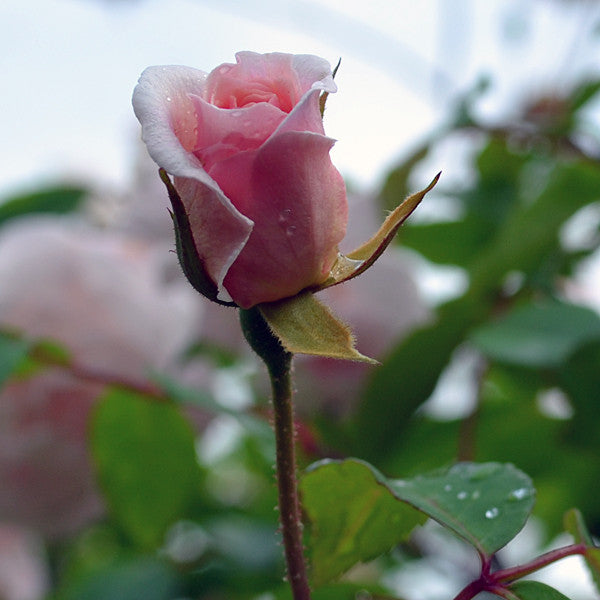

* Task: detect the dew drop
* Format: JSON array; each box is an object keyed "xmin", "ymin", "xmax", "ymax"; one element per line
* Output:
[
  {"xmin": 328, "ymin": 254, "xmax": 363, "ymax": 280},
  {"xmin": 472, "ymin": 490, "xmax": 480, "ymax": 500},
  {"xmin": 286, "ymin": 225, "xmax": 297, "ymax": 236},
  {"xmin": 444, "ymin": 484, "xmax": 452, "ymax": 492},
  {"xmin": 278, "ymin": 208, "xmax": 292, "ymax": 223},
  {"xmin": 457, "ymin": 491, "xmax": 468, "ymax": 500},
  {"xmin": 485, "ymin": 507, "xmax": 499, "ymax": 519},
  {"xmin": 166, "ymin": 96, "xmax": 172, "ymax": 102},
  {"xmin": 508, "ymin": 488, "xmax": 531, "ymax": 501}
]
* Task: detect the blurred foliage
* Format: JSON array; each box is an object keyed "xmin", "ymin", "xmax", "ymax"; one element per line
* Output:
[
  {"xmin": 2, "ymin": 74, "xmax": 600, "ymax": 600},
  {"xmin": 0, "ymin": 184, "xmax": 86, "ymax": 226}
]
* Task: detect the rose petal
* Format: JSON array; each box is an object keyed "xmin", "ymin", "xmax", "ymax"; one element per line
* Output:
[
  {"xmin": 290, "ymin": 53, "xmax": 337, "ymax": 95},
  {"xmin": 205, "ymin": 52, "xmax": 302, "ymax": 111},
  {"xmin": 273, "ymin": 87, "xmax": 325, "ymax": 137},
  {"xmin": 188, "ymin": 95, "xmax": 285, "ymax": 172},
  {"xmin": 210, "ymin": 131, "xmax": 347, "ymax": 308},
  {"xmin": 133, "ymin": 66, "xmax": 253, "ymax": 302}
]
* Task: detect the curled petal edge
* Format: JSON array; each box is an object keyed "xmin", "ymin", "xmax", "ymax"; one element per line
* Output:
[{"xmin": 160, "ymin": 169, "xmax": 237, "ymax": 307}]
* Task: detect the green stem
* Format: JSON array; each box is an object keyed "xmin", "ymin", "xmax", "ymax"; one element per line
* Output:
[{"xmin": 240, "ymin": 307, "xmax": 311, "ymax": 600}]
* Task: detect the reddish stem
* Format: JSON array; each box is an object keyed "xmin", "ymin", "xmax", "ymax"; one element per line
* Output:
[
  {"xmin": 270, "ymin": 354, "xmax": 311, "ymax": 600},
  {"xmin": 491, "ymin": 543, "xmax": 587, "ymax": 584},
  {"xmin": 452, "ymin": 543, "xmax": 587, "ymax": 600}
]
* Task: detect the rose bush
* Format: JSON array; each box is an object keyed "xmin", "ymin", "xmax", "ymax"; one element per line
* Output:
[{"xmin": 133, "ymin": 51, "xmax": 347, "ymax": 309}]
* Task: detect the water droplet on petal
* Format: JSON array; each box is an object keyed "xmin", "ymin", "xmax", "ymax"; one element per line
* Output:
[
  {"xmin": 286, "ymin": 226, "xmax": 297, "ymax": 237},
  {"xmin": 485, "ymin": 507, "xmax": 499, "ymax": 519},
  {"xmin": 278, "ymin": 208, "xmax": 292, "ymax": 223},
  {"xmin": 166, "ymin": 96, "xmax": 172, "ymax": 102}
]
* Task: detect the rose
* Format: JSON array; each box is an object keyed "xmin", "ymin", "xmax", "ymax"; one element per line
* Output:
[
  {"xmin": 0, "ymin": 217, "xmax": 200, "ymax": 538},
  {"xmin": 132, "ymin": 51, "xmax": 348, "ymax": 309}
]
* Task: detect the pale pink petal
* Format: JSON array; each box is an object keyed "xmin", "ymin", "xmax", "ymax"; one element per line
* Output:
[
  {"xmin": 211, "ymin": 131, "xmax": 347, "ymax": 308},
  {"xmin": 273, "ymin": 87, "xmax": 325, "ymax": 136},
  {"xmin": 133, "ymin": 66, "xmax": 253, "ymax": 302},
  {"xmin": 205, "ymin": 52, "xmax": 302, "ymax": 111},
  {"xmin": 290, "ymin": 53, "xmax": 337, "ymax": 95},
  {"xmin": 188, "ymin": 95, "xmax": 285, "ymax": 172}
]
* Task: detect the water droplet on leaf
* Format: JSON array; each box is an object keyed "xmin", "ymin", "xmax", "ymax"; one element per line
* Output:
[
  {"xmin": 485, "ymin": 507, "xmax": 499, "ymax": 519},
  {"xmin": 508, "ymin": 488, "xmax": 531, "ymax": 501}
]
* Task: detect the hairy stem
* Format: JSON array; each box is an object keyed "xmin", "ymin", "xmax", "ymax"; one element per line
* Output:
[
  {"xmin": 270, "ymin": 353, "xmax": 311, "ymax": 599},
  {"xmin": 240, "ymin": 308, "xmax": 311, "ymax": 600}
]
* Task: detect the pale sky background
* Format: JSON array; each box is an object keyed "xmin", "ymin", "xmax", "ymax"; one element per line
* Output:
[{"xmin": 2, "ymin": 0, "xmax": 600, "ymax": 199}]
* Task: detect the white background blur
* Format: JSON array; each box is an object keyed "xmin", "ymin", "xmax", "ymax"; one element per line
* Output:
[{"xmin": 2, "ymin": 0, "xmax": 600, "ymax": 197}]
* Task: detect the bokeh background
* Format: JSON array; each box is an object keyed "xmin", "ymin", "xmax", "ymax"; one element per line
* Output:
[{"xmin": 1, "ymin": 1, "xmax": 600, "ymax": 599}]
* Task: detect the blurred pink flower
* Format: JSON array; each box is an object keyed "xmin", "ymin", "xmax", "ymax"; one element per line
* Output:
[
  {"xmin": 0, "ymin": 525, "xmax": 48, "ymax": 600},
  {"xmin": 0, "ymin": 217, "xmax": 199, "ymax": 537}
]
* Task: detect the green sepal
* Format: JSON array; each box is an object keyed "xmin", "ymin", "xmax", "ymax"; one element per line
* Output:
[
  {"xmin": 159, "ymin": 169, "xmax": 236, "ymax": 307},
  {"xmin": 313, "ymin": 173, "xmax": 440, "ymax": 291},
  {"xmin": 258, "ymin": 291, "xmax": 377, "ymax": 363}
]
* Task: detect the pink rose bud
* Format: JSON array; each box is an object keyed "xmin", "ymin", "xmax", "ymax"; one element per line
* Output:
[{"xmin": 133, "ymin": 52, "xmax": 348, "ymax": 309}]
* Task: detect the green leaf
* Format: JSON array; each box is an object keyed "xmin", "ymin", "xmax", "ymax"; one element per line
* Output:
[
  {"xmin": 58, "ymin": 557, "xmax": 182, "ymax": 600},
  {"xmin": 0, "ymin": 184, "xmax": 86, "ymax": 226},
  {"xmin": 259, "ymin": 291, "xmax": 377, "ymax": 363},
  {"xmin": 560, "ymin": 340, "xmax": 600, "ymax": 446},
  {"xmin": 0, "ymin": 331, "xmax": 30, "ymax": 387},
  {"xmin": 387, "ymin": 462, "xmax": 535, "ymax": 556},
  {"xmin": 274, "ymin": 582, "xmax": 393, "ymax": 600},
  {"xmin": 469, "ymin": 160, "xmax": 600, "ymax": 293},
  {"xmin": 91, "ymin": 389, "xmax": 202, "ymax": 549},
  {"xmin": 509, "ymin": 580, "xmax": 571, "ymax": 600},
  {"xmin": 470, "ymin": 300, "xmax": 600, "ymax": 368},
  {"xmin": 354, "ymin": 294, "xmax": 487, "ymax": 464},
  {"xmin": 379, "ymin": 142, "xmax": 430, "ymax": 213},
  {"xmin": 301, "ymin": 459, "xmax": 425, "ymax": 585},
  {"xmin": 399, "ymin": 217, "xmax": 492, "ymax": 266},
  {"xmin": 564, "ymin": 508, "xmax": 600, "ymax": 594},
  {"xmin": 302, "ymin": 460, "xmax": 534, "ymax": 584}
]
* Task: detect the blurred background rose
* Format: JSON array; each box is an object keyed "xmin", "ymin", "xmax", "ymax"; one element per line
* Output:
[{"xmin": 0, "ymin": 216, "xmax": 200, "ymax": 538}]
